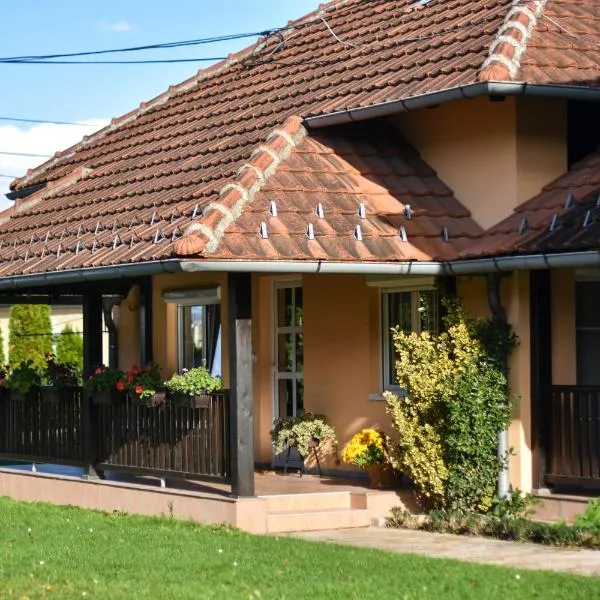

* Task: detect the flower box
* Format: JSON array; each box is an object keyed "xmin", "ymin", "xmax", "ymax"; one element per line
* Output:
[
  {"xmin": 171, "ymin": 392, "xmax": 211, "ymax": 408},
  {"xmin": 8, "ymin": 388, "xmax": 37, "ymax": 402},
  {"xmin": 92, "ymin": 388, "xmax": 126, "ymax": 405},
  {"xmin": 130, "ymin": 390, "xmax": 166, "ymax": 407},
  {"xmin": 40, "ymin": 386, "xmax": 77, "ymax": 404}
]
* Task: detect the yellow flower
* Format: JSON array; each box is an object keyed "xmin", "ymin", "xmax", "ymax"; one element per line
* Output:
[{"xmin": 342, "ymin": 429, "xmax": 386, "ymax": 468}]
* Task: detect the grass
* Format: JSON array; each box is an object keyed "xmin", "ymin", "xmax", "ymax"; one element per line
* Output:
[{"xmin": 0, "ymin": 497, "xmax": 597, "ymax": 599}]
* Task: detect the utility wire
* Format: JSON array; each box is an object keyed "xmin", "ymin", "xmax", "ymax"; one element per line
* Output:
[
  {"xmin": 0, "ymin": 174, "xmax": 20, "ymax": 179},
  {"xmin": 0, "ymin": 57, "xmax": 228, "ymax": 65},
  {"xmin": 0, "ymin": 116, "xmax": 98, "ymax": 126},
  {"xmin": 0, "ymin": 151, "xmax": 51, "ymax": 158},
  {"xmin": 0, "ymin": 31, "xmax": 272, "ymax": 62}
]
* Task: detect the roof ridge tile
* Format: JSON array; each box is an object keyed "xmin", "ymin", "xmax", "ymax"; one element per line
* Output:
[
  {"xmin": 173, "ymin": 115, "xmax": 307, "ymax": 257},
  {"xmin": 479, "ymin": 0, "xmax": 548, "ymax": 82}
]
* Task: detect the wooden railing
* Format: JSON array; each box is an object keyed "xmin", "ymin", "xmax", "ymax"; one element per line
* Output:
[
  {"xmin": 0, "ymin": 390, "xmax": 84, "ymax": 465},
  {"xmin": 0, "ymin": 389, "xmax": 230, "ymax": 483},
  {"xmin": 546, "ymin": 386, "xmax": 600, "ymax": 489},
  {"xmin": 94, "ymin": 393, "xmax": 230, "ymax": 481}
]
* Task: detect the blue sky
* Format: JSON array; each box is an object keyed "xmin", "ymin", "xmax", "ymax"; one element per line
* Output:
[{"xmin": 0, "ymin": 0, "xmax": 323, "ymax": 205}]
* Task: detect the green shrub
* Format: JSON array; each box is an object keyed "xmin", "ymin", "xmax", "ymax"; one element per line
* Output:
[
  {"xmin": 489, "ymin": 488, "xmax": 539, "ymax": 520},
  {"xmin": 9, "ymin": 305, "xmax": 53, "ymax": 371},
  {"xmin": 385, "ymin": 298, "xmax": 515, "ymax": 512},
  {"xmin": 386, "ymin": 506, "xmax": 600, "ymax": 549},
  {"xmin": 54, "ymin": 324, "xmax": 83, "ymax": 373},
  {"xmin": 574, "ymin": 498, "xmax": 600, "ymax": 532}
]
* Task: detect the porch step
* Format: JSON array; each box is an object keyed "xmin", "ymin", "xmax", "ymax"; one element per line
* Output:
[
  {"xmin": 259, "ymin": 491, "xmax": 351, "ymax": 513},
  {"xmin": 533, "ymin": 491, "xmax": 591, "ymax": 523},
  {"xmin": 266, "ymin": 507, "xmax": 371, "ymax": 533}
]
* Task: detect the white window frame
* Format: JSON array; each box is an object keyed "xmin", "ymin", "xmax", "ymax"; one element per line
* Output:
[
  {"xmin": 162, "ymin": 287, "xmax": 221, "ymax": 374},
  {"xmin": 381, "ymin": 286, "xmax": 439, "ymax": 392}
]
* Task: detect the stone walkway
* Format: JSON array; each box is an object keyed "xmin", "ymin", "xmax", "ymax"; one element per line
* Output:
[{"xmin": 291, "ymin": 527, "xmax": 600, "ymax": 577}]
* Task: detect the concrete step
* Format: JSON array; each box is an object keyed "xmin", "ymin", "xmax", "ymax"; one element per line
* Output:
[
  {"xmin": 266, "ymin": 507, "xmax": 371, "ymax": 533},
  {"xmin": 533, "ymin": 491, "xmax": 591, "ymax": 523},
  {"xmin": 260, "ymin": 491, "xmax": 351, "ymax": 513}
]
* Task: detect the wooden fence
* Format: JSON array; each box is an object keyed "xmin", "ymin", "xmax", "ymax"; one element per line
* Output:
[
  {"xmin": 546, "ymin": 386, "xmax": 600, "ymax": 489},
  {"xmin": 0, "ymin": 389, "xmax": 230, "ymax": 483}
]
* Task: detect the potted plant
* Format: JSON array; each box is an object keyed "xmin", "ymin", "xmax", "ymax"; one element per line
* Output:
[
  {"xmin": 342, "ymin": 428, "xmax": 390, "ymax": 488},
  {"xmin": 270, "ymin": 412, "xmax": 337, "ymax": 459},
  {"xmin": 85, "ymin": 364, "xmax": 126, "ymax": 405},
  {"xmin": 164, "ymin": 366, "xmax": 223, "ymax": 408},
  {"xmin": 126, "ymin": 363, "xmax": 165, "ymax": 407},
  {"xmin": 0, "ymin": 365, "xmax": 7, "ymax": 399},
  {"xmin": 6, "ymin": 360, "xmax": 42, "ymax": 402},
  {"xmin": 41, "ymin": 354, "xmax": 82, "ymax": 403}
]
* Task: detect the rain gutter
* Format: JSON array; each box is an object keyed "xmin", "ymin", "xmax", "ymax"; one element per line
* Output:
[
  {"xmin": 304, "ymin": 82, "xmax": 600, "ymax": 129},
  {"xmin": 0, "ymin": 260, "xmax": 181, "ymax": 291},
  {"xmin": 2, "ymin": 249, "xmax": 600, "ymax": 291}
]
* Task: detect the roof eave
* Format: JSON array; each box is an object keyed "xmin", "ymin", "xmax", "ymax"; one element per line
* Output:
[{"xmin": 304, "ymin": 82, "xmax": 600, "ymax": 129}]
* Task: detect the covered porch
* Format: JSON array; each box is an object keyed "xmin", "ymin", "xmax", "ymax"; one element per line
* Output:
[{"xmin": 531, "ymin": 268, "xmax": 600, "ymax": 492}]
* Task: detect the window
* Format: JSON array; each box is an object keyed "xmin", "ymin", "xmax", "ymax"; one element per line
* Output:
[
  {"xmin": 163, "ymin": 287, "xmax": 222, "ymax": 376},
  {"xmin": 576, "ymin": 280, "xmax": 600, "ymax": 385},
  {"xmin": 177, "ymin": 304, "xmax": 222, "ymax": 375},
  {"xmin": 382, "ymin": 289, "xmax": 439, "ymax": 389}
]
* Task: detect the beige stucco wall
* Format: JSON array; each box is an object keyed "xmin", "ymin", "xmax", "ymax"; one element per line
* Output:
[
  {"xmin": 458, "ymin": 273, "xmax": 533, "ymax": 491},
  {"xmin": 394, "ymin": 96, "xmax": 566, "ymax": 230},
  {"xmin": 303, "ymin": 274, "xmax": 389, "ymax": 469}
]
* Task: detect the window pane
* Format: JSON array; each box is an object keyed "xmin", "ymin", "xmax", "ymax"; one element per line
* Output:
[
  {"xmin": 389, "ymin": 292, "xmax": 413, "ymax": 332},
  {"xmin": 277, "ymin": 334, "xmax": 294, "ymax": 372},
  {"xmin": 577, "ymin": 282, "xmax": 600, "ymax": 328},
  {"xmin": 296, "ymin": 333, "xmax": 304, "ymax": 373},
  {"xmin": 277, "ymin": 288, "xmax": 293, "ymax": 327},
  {"xmin": 419, "ymin": 290, "xmax": 438, "ymax": 334},
  {"xmin": 577, "ymin": 330, "xmax": 600, "ymax": 385},
  {"xmin": 278, "ymin": 379, "xmax": 294, "ymax": 417},
  {"xmin": 295, "ymin": 287, "xmax": 303, "ymax": 327},
  {"xmin": 179, "ymin": 303, "xmax": 221, "ymax": 372},
  {"xmin": 296, "ymin": 378, "xmax": 304, "ymax": 414}
]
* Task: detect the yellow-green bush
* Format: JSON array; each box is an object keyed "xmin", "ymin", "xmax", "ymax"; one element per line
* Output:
[{"xmin": 386, "ymin": 298, "xmax": 516, "ymax": 512}]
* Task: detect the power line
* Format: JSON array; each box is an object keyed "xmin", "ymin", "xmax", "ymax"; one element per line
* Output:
[
  {"xmin": 0, "ymin": 174, "xmax": 20, "ymax": 179},
  {"xmin": 0, "ymin": 151, "xmax": 52, "ymax": 158},
  {"xmin": 0, "ymin": 57, "xmax": 228, "ymax": 65},
  {"xmin": 0, "ymin": 31, "xmax": 272, "ymax": 63},
  {"xmin": 0, "ymin": 116, "xmax": 98, "ymax": 127}
]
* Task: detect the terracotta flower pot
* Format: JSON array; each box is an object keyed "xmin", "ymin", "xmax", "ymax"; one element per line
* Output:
[{"xmin": 367, "ymin": 465, "xmax": 383, "ymax": 489}]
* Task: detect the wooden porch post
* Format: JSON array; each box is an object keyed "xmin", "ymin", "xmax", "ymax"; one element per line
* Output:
[
  {"xmin": 82, "ymin": 291, "xmax": 103, "ymax": 479},
  {"xmin": 139, "ymin": 279, "xmax": 153, "ymax": 366},
  {"xmin": 530, "ymin": 270, "xmax": 552, "ymax": 490},
  {"xmin": 83, "ymin": 292, "xmax": 103, "ymax": 376},
  {"xmin": 228, "ymin": 272, "xmax": 255, "ymax": 497}
]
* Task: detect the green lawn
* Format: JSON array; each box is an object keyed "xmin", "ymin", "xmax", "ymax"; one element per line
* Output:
[{"xmin": 0, "ymin": 497, "xmax": 597, "ymax": 599}]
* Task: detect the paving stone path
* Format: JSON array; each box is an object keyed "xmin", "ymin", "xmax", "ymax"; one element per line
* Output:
[{"xmin": 291, "ymin": 527, "xmax": 600, "ymax": 577}]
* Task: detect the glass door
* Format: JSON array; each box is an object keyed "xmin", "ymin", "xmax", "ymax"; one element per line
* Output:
[{"xmin": 272, "ymin": 282, "xmax": 303, "ymax": 465}]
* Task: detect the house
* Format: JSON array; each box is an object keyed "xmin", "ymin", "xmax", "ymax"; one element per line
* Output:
[{"xmin": 1, "ymin": 0, "xmax": 600, "ymax": 512}]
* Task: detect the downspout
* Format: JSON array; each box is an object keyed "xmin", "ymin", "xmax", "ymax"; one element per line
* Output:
[{"xmin": 487, "ymin": 272, "xmax": 510, "ymax": 498}]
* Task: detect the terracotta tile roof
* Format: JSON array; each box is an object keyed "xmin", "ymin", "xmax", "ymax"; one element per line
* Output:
[
  {"xmin": 517, "ymin": 1, "xmax": 600, "ymax": 86},
  {"xmin": 461, "ymin": 150, "xmax": 600, "ymax": 258},
  {"xmin": 2, "ymin": 0, "xmax": 600, "ymax": 277},
  {"xmin": 175, "ymin": 118, "xmax": 482, "ymax": 262}
]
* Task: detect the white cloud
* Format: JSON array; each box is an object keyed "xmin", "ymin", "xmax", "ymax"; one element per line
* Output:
[
  {"xmin": 101, "ymin": 21, "xmax": 135, "ymax": 33},
  {"xmin": 0, "ymin": 119, "xmax": 109, "ymax": 211}
]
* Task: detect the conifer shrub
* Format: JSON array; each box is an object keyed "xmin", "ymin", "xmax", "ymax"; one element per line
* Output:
[{"xmin": 9, "ymin": 305, "xmax": 53, "ymax": 370}]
